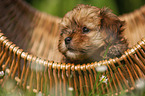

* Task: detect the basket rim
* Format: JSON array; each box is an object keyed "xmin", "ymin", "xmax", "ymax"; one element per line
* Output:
[{"xmin": 0, "ymin": 30, "xmax": 145, "ymax": 71}]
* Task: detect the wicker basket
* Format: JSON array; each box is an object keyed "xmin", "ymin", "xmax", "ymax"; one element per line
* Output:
[{"xmin": 0, "ymin": 0, "xmax": 145, "ymax": 95}]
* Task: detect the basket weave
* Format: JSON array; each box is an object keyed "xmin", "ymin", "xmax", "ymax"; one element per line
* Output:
[{"xmin": 0, "ymin": 0, "xmax": 145, "ymax": 95}]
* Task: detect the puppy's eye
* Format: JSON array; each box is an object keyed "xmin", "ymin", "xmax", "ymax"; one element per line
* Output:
[{"xmin": 82, "ymin": 27, "xmax": 90, "ymax": 33}]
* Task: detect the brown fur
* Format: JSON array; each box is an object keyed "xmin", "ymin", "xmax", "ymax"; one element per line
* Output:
[{"xmin": 58, "ymin": 4, "xmax": 128, "ymax": 64}]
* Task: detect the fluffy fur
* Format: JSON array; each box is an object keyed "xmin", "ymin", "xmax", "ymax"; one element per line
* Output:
[{"xmin": 58, "ymin": 4, "xmax": 128, "ymax": 64}]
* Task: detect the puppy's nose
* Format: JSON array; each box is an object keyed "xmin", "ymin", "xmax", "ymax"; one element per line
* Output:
[{"xmin": 65, "ymin": 37, "xmax": 72, "ymax": 44}]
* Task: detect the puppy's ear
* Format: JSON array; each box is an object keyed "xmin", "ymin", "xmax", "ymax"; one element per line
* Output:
[{"xmin": 99, "ymin": 8, "xmax": 125, "ymax": 43}]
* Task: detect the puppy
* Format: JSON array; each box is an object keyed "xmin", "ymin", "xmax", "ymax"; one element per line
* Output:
[{"xmin": 58, "ymin": 4, "xmax": 128, "ymax": 64}]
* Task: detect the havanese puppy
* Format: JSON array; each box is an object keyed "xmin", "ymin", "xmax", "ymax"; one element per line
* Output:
[{"xmin": 58, "ymin": 4, "xmax": 128, "ymax": 64}]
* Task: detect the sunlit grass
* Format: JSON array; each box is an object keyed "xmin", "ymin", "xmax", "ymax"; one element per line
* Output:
[{"xmin": 0, "ymin": 73, "xmax": 145, "ymax": 96}]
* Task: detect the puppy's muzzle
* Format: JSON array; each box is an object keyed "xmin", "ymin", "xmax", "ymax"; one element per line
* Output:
[{"xmin": 65, "ymin": 37, "xmax": 72, "ymax": 44}]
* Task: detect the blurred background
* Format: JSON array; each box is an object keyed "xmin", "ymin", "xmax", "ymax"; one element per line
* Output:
[{"xmin": 25, "ymin": 0, "xmax": 145, "ymax": 17}]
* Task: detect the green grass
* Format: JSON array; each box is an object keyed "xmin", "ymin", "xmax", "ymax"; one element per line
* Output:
[
  {"xmin": 0, "ymin": 70, "xmax": 145, "ymax": 96},
  {"xmin": 26, "ymin": 0, "xmax": 119, "ymax": 17}
]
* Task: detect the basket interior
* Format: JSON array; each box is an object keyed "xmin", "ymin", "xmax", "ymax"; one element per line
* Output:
[{"xmin": 0, "ymin": 0, "xmax": 63, "ymax": 62}]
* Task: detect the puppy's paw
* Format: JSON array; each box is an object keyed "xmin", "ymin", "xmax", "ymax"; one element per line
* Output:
[{"xmin": 106, "ymin": 43, "xmax": 127, "ymax": 58}]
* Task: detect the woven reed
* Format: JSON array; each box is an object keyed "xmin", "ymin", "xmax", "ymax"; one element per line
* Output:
[{"xmin": 0, "ymin": 0, "xmax": 145, "ymax": 95}]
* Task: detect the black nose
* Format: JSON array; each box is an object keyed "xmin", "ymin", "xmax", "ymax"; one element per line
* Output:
[{"xmin": 65, "ymin": 37, "xmax": 72, "ymax": 44}]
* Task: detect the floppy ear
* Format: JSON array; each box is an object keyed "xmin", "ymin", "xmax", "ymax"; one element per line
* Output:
[{"xmin": 99, "ymin": 8, "xmax": 125, "ymax": 43}]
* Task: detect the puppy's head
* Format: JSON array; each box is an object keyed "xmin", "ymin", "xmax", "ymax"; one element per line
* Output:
[{"xmin": 58, "ymin": 4, "xmax": 125, "ymax": 63}]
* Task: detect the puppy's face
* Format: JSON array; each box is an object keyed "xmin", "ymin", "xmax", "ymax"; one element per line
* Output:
[{"xmin": 58, "ymin": 4, "xmax": 124, "ymax": 63}]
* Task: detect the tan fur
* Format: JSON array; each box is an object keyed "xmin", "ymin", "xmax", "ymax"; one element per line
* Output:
[{"xmin": 58, "ymin": 4, "xmax": 128, "ymax": 64}]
